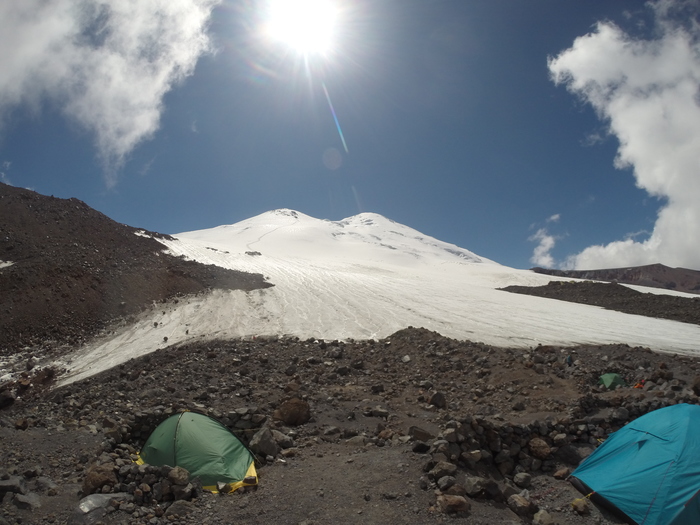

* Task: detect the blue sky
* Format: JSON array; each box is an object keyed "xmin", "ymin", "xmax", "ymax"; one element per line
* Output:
[{"xmin": 1, "ymin": 0, "xmax": 699, "ymax": 270}]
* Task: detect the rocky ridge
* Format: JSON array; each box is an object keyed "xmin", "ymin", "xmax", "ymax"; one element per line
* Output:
[
  {"xmin": 532, "ymin": 264, "xmax": 700, "ymax": 295},
  {"xmin": 502, "ymin": 280, "xmax": 700, "ymax": 326}
]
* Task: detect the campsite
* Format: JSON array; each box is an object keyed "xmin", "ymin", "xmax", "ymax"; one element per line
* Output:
[
  {"xmin": 4, "ymin": 0, "xmax": 700, "ymax": 522},
  {"xmin": 3, "ymin": 184, "xmax": 700, "ymax": 524},
  {"xmin": 4, "ymin": 326, "xmax": 700, "ymax": 524}
]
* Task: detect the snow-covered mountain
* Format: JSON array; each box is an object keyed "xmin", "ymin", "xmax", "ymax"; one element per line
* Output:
[
  {"xmin": 58, "ymin": 209, "xmax": 700, "ymax": 385},
  {"xmin": 174, "ymin": 209, "xmax": 491, "ymax": 265}
]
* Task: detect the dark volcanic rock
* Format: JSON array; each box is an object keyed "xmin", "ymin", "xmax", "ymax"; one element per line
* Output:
[
  {"xmin": 501, "ymin": 280, "xmax": 700, "ymax": 326},
  {"xmin": 531, "ymin": 263, "xmax": 700, "ymax": 295},
  {"xmin": 0, "ymin": 183, "xmax": 271, "ymax": 356},
  {"xmin": 273, "ymin": 398, "xmax": 311, "ymax": 426}
]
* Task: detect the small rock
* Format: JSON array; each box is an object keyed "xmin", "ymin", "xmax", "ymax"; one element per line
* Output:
[
  {"xmin": 429, "ymin": 392, "xmax": 447, "ymax": 409},
  {"xmin": 12, "ymin": 492, "xmax": 41, "ymax": 510},
  {"xmin": 436, "ymin": 494, "xmax": 470, "ymax": 514},
  {"xmin": 0, "ymin": 477, "xmax": 26, "ymax": 496},
  {"xmin": 164, "ymin": 499, "xmax": 195, "ymax": 517},
  {"xmin": 437, "ymin": 476, "xmax": 456, "ymax": 491},
  {"xmin": 408, "ymin": 426, "xmax": 434, "ymax": 442},
  {"xmin": 345, "ymin": 435, "xmax": 367, "ymax": 447},
  {"xmin": 249, "ymin": 427, "xmax": 280, "ymax": 458},
  {"xmin": 272, "ymin": 429, "xmax": 295, "ymax": 449},
  {"xmin": 73, "ymin": 493, "xmax": 130, "ymax": 524},
  {"xmin": 553, "ymin": 433, "xmax": 568, "ymax": 446},
  {"xmin": 691, "ymin": 376, "xmax": 700, "ymax": 396},
  {"xmin": 172, "ymin": 482, "xmax": 193, "ymax": 501},
  {"xmin": 533, "ymin": 509, "xmax": 555, "ymax": 525},
  {"xmin": 507, "ymin": 494, "xmax": 533, "ymax": 516},
  {"xmin": 428, "ymin": 461, "xmax": 457, "ymax": 480},
  {"xmin": 528, "ymin": 437, "xmax": 551, "ymax": 460},
  {"xmin": 167, "ymin": 466, "xmax": 190, "ymax": 486},
  {"xmin": 572, "ymin": 497, "xmax": 590, "ymax": 515},
  {"xmin": 611, "ymin": 407, "xmax": 630, "ymax": 422},
  {"xmin": 412, "ymin": 441, "xmax": 430, "ymax": 454},
  {"xmin": 371, "ymin": 406, "xmax": 390, "ymax": 418},
  {"xmin": 0, "ymin": 390, "xmax": 15, "ymax": 409},
  {"xmin": 462, "ymin": 475, "xmax": 486, "ymax": 497},
  {"xmin": 553, "ymin": 467, "xmax": 570, "ymax": 480},
  {"xmin": 513, "ymin": 472, "xmax": 531, "ymax": 488}
]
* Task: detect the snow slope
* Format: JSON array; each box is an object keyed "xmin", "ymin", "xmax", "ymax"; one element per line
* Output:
[{"xmin": 57, "ymin": 209, "xmax": 700, "ymax": 385}]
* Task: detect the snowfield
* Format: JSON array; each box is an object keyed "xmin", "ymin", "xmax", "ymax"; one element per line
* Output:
[{"xmin": 57, "ymin": 209, "xmax": 700, "ymax": 385}]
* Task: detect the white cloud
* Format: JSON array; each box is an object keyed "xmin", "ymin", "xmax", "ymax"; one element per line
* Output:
[
  {"xmin": 0, "ymin": 160, "xmax": 11, "ymax": 185},
  {"xmin": 546, "ymin": 213, "xmax": 560, "ymax": 223},
  {"xmin": 529, "ymin": 228, "xmax": 557, "ymax": 268},
  {"xmin": 0, "ymin": 0, "xmax": 220, "ymax": 185},
  {"xmin": 549, "ymin": 1, "xmax": 700, "ymax": 270}
]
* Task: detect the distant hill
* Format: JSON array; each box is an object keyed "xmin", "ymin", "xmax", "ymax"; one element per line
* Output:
[{"xmin": 532, "ymin": 264, "xmax": 700, "ymax": 295}]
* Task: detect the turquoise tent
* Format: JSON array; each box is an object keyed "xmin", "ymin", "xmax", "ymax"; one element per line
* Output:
[{"xmin": 570, "ymin": 404, "xmax": 700, "ymax": 525}]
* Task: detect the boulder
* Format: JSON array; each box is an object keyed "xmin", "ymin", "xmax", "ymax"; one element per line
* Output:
[
  {"xmin": 273, "ymin": 398, "xmax": 311, "ymax": 426},
  {"xmin": 250, "ymin": 427, "xmax": 280, "ymax": 458},
  {"xmin": 82, "ymin": 464, "xmax": 117, "ymax": 495}
]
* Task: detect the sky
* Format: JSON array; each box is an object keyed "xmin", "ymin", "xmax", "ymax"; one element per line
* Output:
[{"xmin": 0, "ymin": 0, "xmax": 699, "ymax": 271}]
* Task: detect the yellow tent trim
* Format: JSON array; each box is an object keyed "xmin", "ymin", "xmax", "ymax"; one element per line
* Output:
[
  {"xmin": 134, "ymin": 455, "xmax": 258, "ymax": 494},
  {"xmin": 203, "ymin": 462, "xmax": 258, "ymax": 493}
]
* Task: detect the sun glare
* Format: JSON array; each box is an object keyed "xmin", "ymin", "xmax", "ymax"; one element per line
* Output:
[{"xmin": 265, "ymin": 0, "xmax": 338, "ymax": 55}]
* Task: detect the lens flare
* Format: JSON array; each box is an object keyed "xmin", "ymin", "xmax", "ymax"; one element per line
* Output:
[{"xmin": 322, "ymin": 82, "xmax": 348, "ymax": 153}]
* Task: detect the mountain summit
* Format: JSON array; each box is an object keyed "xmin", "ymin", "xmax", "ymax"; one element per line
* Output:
[{"xmin": 174, "ymin": 209, "xmax": 492, "ymax": 266}]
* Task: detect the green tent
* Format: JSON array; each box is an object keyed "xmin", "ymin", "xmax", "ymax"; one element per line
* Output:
[
  {"xmin": 598, "ymin": 373, "xmax": 627, "ymax": 390},
  {"xmin": 138, "ymin": 412, "xmax": 257, "ymax": 492}
]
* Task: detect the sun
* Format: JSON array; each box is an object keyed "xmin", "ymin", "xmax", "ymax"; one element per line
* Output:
[{"xmin": 264, "ymin": 0, "xmax": 339, "ymax": 56}]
